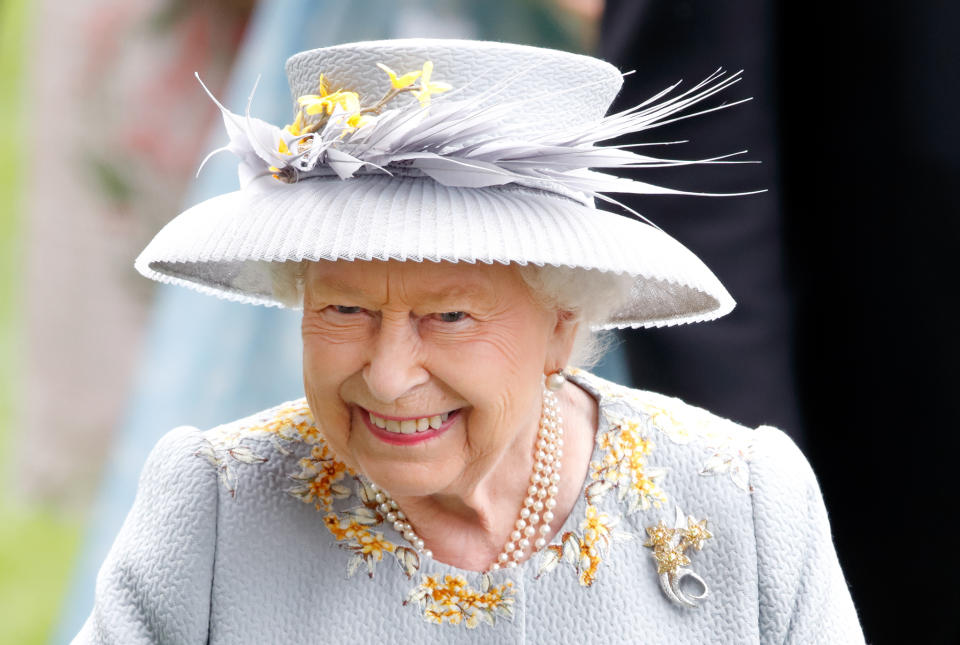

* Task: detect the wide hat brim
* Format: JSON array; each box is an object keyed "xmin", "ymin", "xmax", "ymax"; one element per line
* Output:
[{"xmin": 135, "ymin": 175, "xmax": 734, "ymax": 329}]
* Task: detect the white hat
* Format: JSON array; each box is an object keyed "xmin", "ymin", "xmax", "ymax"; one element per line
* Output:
[{"xmin": 136, "ymin": 39, "xmax": 749, "ymax": 328}]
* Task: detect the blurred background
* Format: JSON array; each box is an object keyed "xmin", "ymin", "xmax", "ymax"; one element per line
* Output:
[{"xmin": 0, "ymin": 0, "xmax": 956, "ymax": 643}]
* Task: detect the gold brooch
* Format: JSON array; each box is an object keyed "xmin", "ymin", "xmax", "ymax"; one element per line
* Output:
[{"xmin": 643, "ymin": 507, "xmax": 713, "ymax": 607}]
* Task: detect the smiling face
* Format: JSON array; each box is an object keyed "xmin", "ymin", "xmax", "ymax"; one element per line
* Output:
[{"xmin": 301, "ymin": 259, "xmax": 577, "ymax": 500}]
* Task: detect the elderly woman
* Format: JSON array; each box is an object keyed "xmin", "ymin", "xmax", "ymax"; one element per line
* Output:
[{"xmin": 75, "ymin": 40, "xmax": 863, "ymax": 644}]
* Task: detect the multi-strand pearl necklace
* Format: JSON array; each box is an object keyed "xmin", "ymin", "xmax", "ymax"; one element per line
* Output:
[{"xmin": 367, "ymin": 379, "xmax": 565, "ymax": 572}]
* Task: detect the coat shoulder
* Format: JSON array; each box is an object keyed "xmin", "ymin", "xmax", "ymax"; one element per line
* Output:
[
  {"xmin": 571, "ymin": 367, "xmax": 786, "ymax": 495},
  {"xmin": 570, "ymin": 370, "xmax": 862, "ymax": 642},
  {"xmin": 195, "ymin": 398, "xmax": 349, "ymax": 500}
]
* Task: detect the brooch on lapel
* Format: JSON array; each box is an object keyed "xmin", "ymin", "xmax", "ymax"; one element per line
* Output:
[{"xmin": 643, "ymin": 507, "xmax": 713, "ymax": 607}]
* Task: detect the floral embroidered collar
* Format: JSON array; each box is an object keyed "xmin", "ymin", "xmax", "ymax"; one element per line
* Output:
[{"xmin": 197, "ymin": 369, "xmax": 755, "ymax": 628}]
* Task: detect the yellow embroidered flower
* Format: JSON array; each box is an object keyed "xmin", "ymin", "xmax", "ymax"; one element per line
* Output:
[
  {"xmin": 589, "ymin": 416, "xmax": 667, "ymax": 512},
  {"xmin": 357, "ymin": 530, "xmax": 397, "ymax": 560},
  {"xmin": 296, "ymin": 421, "xmax": 322, "ymax": 444},
  {"xmin": 631, "ymin": 472, "xmax": 667, "ymax": 506},
  {"xmin": 646, "ymin": 406, "xmax": 683, "ymax": 431},
  {"xmin": 415, "ymin": 575, "xmax": 437, "ymax": 593},
  {"xmin": 578, "ymin": 543, "xmax": 601, "ymax": 586},
  {"xmin": 580, "ymin": 505, "xmax": 614, "ymax": 550},
  {"xmin": 561, "ymin": 508, "xmax": 619, "ymax": 586},
  {"xmin": 408, "ymin": 574, "xmax": 515, "ymax": 628},
  {"xmin": 299, "ymin": 443, "xmax": 333, "ymax": 469},
  {"xmin": 323, "ymin": 513, "xmax": 348, "ymax": 539},
  {"xmin": 411, "ymin": 61, "xmax": 451, "ymax": 106},
  {"xmin": 376, "ymin": 62, "xmax": 422, "ymax": 89},
  {"xmin": 445, "ymin": 609, "xmax": 464, "ymax": 626},
  {"xmin": 247, "ymin": 401, "xmax": 313, "ymax": 435},
  {"xmin": 292, "ymin": 457, "xmax": 350, "ymax": 511},
  {"xmin": 322, "ymin": 514, "xmax": 366, "ymax": 541}
]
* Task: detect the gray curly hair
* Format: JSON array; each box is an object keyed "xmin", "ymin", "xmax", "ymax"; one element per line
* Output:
[{"xmin": 270, "ymin": 261, "xmax": 633, "ymax": 368}]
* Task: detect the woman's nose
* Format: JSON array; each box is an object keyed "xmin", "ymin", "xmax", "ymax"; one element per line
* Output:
[{"xmin": 362, "ymin": 315, "xmax": 430, "ymax": 403}]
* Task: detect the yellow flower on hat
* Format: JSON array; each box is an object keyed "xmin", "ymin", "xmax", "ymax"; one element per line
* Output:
[
  {"xmin": 297, "ymin": 74, "xmax": 361, "ymax": 116},
  {"xmin": 287, "ymin": 110, "xmax": 304, "ymax": 136},
  {"xmin": 343, "ymin": 112, "xmax": 373, "ymax": 133},
  {"xmin": 376, "ymin": 62, "xmax": 422, "ymax": 89},
  {"xmin": 277, "ymin": 110, "xmax": 305, "ymax": 155},
  {"xmin": 412, "ymin": 60, "xmax": 451, "ymax": 106},
  {"xmin": 299, "ymin": 90, "xmax": 361, "ymax": 115}
]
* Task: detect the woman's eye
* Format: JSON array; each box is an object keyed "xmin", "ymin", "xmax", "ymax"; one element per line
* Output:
[
  {"xmin": 332, "ymin": 305, "xmax": 365, "ymax": 314},
  {"xmin": 437, "ymin": 311, "xmax": 467, "ymax": 323}
]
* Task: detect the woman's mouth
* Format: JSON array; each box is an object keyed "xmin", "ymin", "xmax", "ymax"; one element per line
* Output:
[{"xmin": 360, "ymin": 408, "xmax": 460, "ymax": 445}]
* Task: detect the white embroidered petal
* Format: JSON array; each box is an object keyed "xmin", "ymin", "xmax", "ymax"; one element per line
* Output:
[
  {"xmin": 357, "ymin": 478, "xmax": 379, "ymax": 505},
  {"xmin": 194, "ymin": 443, "xmax": 218, "ymax": 468},
  {"xmin": 269, "ymin": 437, "xmax": 292, "ymax": 456},
  {"xmin": 561, "ymin": 533, "xmax": 581, "ymax": 564},
  {"xmin": 405, "ymin": 583, "xmax": 430, "ymax": 608},
  {"xmin": 340, "ymin": 506, "xmax": 380, "ymax": 525},
  {"xmin": 585, "ymin": 479, "xmax": 614, "ymax": 505},
  {"xmin": 729, "ymin": 463, "xmax": 751, "ymax": 492},
  {"xmin": 476, "ymin": 608, "xmax": 495, "ymax": 627},
  {"xmin": 218, "ymin": 466, "xmax": 237, "ymax": 498},
  {"xmin": 700, "ymin": 452, "xmax": 730, "ymax": 474},
  {"xmin": 480, "ymin": 573, "xmax": 492, "ymax": 593},
  {"xmin": 394, "ymin": 546, "xmax": 420, "ymax": 579},
  {"xmin": 612, "ymin": 529, "xmax": 634, "ymax": 543},
  {"xmin": 578, "ymin": 552, "xmax": 593, "ymax": 573},
  {"xmin": 346, "ymin": 553, "xmax": 363, "ymax": 578},
  {"xmin": 364, "ymin": 555, "xmax": 377, "ymax": 577},
  {"xmin": 227, "ymin": 445, "xmax": 268, "ymax": 465},
  {"xmin": 536, "ymin": 547, "xmax": 562, "ymax": 578}
]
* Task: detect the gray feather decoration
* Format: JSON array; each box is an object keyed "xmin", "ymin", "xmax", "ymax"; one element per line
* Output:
[{"xmin": 196, "ymin": 63, "xmax": 758, "ymax": 207}]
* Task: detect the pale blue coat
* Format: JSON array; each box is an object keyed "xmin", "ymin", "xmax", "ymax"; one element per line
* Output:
[{"xmin": 74, "ymin": 371, "xmax": 863, "ymax": 644}]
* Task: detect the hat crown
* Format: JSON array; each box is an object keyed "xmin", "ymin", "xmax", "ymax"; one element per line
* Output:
[{"xmin": 284, "ymin": 39, "xmax": 623, "ymax": 138}]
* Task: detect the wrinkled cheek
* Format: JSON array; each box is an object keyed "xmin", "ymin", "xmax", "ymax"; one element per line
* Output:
[
  {"xmin": 302, "ymin": 375, "xmax": 355, "ymax": 463},
  {"xmin": 465, "ymin": 397, "xmax": 513, "ymax": 454},
  {"xmin": 312, "ymin": 402, "xmax": 357, "ymax": 466}
]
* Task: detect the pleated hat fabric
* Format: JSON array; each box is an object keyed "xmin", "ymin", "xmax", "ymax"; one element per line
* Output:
[{"xmin": 135, "ymin": 39, "xmax": 737, "ymax": 328}]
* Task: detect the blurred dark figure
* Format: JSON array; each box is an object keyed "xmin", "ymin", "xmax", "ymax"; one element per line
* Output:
[
  {"xmin": 600, "ymin": 1, "xmax": 802, "ymax": 440},
  {"xmin": 601, "ymin": 1, "xmax": 960, "ymax": 644}
]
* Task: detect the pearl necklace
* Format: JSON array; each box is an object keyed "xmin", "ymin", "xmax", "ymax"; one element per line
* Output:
[{"xmin": 367, "ymin": 382, "xmax": 564, "ymax": 572}]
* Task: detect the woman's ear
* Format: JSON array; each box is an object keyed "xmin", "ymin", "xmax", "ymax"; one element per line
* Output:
[{"xmin": 544, "ymin": 309, "xmax": 579, "ymax": 374}]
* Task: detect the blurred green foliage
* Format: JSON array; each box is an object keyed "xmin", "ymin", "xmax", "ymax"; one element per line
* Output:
[{"xmin": 1, "ymin": 1, "xmax": 84, "ymax": 643}]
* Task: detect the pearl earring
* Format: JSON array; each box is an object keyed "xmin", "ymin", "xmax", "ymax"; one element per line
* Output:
[{"xmin": 546, "ymin": 370, "xmax": 566, "ymax": 392}]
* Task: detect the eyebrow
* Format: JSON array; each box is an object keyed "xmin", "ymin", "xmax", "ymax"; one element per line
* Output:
[
  {"xmin": 413, "ymin": 284, "xmax": 495, "ymax": 307},
  {"xmin": 311, "ymin": 277, "xmax": 367, "ymax": 297},
  {"xmin": 308, "ymin": 278, "xmax": 494, "ymax": 307}
]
